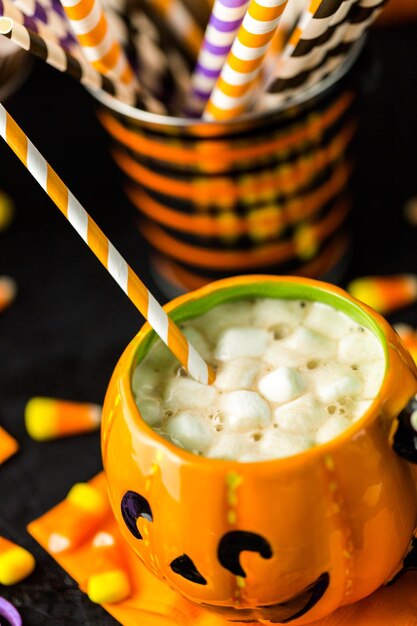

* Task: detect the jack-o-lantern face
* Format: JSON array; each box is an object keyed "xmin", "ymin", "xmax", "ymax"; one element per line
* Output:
[
  {"xmin": 121, "ymin": 490, "xmax": 330, "ymax": 623},
  {"xmin": 102, "ymin": 276, "xmax": 417, "ymax": 625}
]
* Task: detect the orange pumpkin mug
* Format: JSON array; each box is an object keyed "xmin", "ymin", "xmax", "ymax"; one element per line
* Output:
[{"xmin": 101, "ymin": 276, "xmax": 417, "ymax": 624}]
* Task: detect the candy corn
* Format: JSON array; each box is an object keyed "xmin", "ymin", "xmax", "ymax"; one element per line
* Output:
[
  {"xmin": 0, "ymin": 537, "xmax": 35, "ymax": 585},
  {"xmin": 0, "ymin": 190, "xmax": 14, "ymax": 231},
  {"xmin": 86, "ymin": 531, "xmax": 131, "ymax": 604},
  {"xmin": 0, "ymin": 276, "xmax": 17, "ymax": 313},
  {"xmin": 24, "ymin": 397, "xmax": 102, "ymax": 441},
  {"xmin": 347, "ymin": 274, "xmax": 417, "ymax": 315},
  {"xmin": 0, "ymin": 426, "xmax": 19, "ymax": 465},
  {"xmin": 46, "ymin": 482, "xmax": 111, "ymax": 553}
]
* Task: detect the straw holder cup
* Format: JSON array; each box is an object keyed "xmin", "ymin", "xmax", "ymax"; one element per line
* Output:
[{"xmin": 92, "ymin": 42, "xmax": 365, "ymax": 295}]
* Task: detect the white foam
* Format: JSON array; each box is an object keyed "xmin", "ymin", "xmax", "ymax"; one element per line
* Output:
[
  {"xmin": 356, "ymin": 360, "xmax": 386, "ymax": 400},
  {"xmin": 259, "ymin": 428, "xmax": 313, "ymax": 459},
  {"xmin": 264, "ymin": 343, "xmax": 308, "ymax": 369},
  {"xmin": 351, "ymin": 399, "xmax": 373, "ymax": 422},
  {"xmin": 215, "ymin": 327, "xmax": 270, "ymax": 360},
  {"xmin": 220, "ymin": 390, "xmax": 271, "ymax": 431},
  {"xmin": 215, "ymin": 358, "xmax": 261, "ymax": 391},
  {"xmin": 303, "ymin": 302, "xmax": 353, "ymax": 339},
  {"xmin": 274, "ymin": 394, "xmax": 327, "ymax": 433},
  {"xmin": 258, "ymin": 367, "xmax": 305, "ymax": 403},
  {"xmin": 315, "ymin": 416, "xmax": 351, "ymax": 444},
  {"xmin": 252, "ymin": 298, "xmax": 309, "ymax": 328},
  {"xmin": 206, "ymin": 433, "xmax": 249, "ymax": 460}
]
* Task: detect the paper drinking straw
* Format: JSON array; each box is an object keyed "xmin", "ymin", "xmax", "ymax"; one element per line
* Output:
[
  {"xmin": 0, "ymin": 103, "xmax": 214, "ymax": 385},
  {"xmin": 13, "ymin": 0, "xmax": 76, "ymax": 46},
  {"xmin": 59, "ymin": 0, "xmax": 137, "ymax": 87},
  {"xmin": 189, "ymin": 0, "xmax": 250, "ymax": 114},
  {"xmin": 0, "ymin": 17, "xmax": 164, "ymax": 111},
  {"xmin": 263, "ymin": 0, "xmax": 387, "ymax": 102},
  {"xmin": 143, "ymin": 0, "xmax": 203, "ymax": 58},
  {"xmin": 264, "ymin": 0, "xmax": 352, "ymax": 95},
  {"xmin": 203, "ymin": 0, "xmax": 289, "ymax": 121},
  {"xmin": 343, "ymin": 0, "xmax": 388, "ymax": 46},
  {"xmin": 0, "ymin": 0, "xmax": 77, "ymax": 52}
]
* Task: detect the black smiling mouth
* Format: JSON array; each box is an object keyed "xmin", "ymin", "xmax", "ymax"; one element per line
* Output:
[
  {"xmin": 121, "ymin": 491, "xmax": 330, "ymax": 623},
  {"xmin": 201, "ymin": 572, "xmax": 330, "ymax": 624}
]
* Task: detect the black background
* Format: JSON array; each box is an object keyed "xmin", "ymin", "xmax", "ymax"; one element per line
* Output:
[{"xmin": 0, "ymin": 20, "xmax": 416, "ymax": 625}]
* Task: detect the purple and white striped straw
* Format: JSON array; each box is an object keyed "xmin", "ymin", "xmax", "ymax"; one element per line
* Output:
[{"xmin": 189, "ymin": 0, "xmax": 249, "ymax": 115}]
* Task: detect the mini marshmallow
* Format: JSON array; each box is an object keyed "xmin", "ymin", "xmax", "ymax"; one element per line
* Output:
[
  {"xmin": 315, "ymin": 416, "xmax": 351, "ymax": 444},
  {"xmin": 258, "ymin": 367, "xmax": 305, "ymax": 404},
  {"xmin": 283, "ymin": 326, "xmax": 336, "ymax": 359},
  {"xmin": 274, "ymin": 394, "xmax": 327, "ymax": 433},
  {"xmin": 215, "ymin": 327, "xmax": 270, "ymax": 361},
  {"xmin": 317, "ymin": 373, "xmax": 362, "ymax": 404},
  {"xmin": 137, "ymin": 397, "xmax": 162, "ymax": 426},
  {"xmin": 338, "ymin": 329, "xmax": 383, "ymax": 362},
  {"xmin": 303, "ymin": 302, "xmax": 353, "ymax": 339},
  {"xmin": 132, "ymin": 363, "xmax": 160, "ymax": 396},
  {"xmin": 355, "ymin": 361, "xmax": 385, "ymax": 400},
  {"xmin": 215, "ymin": 358, "xmax": 261, "ymax": 391},
  {"xmin": 252, "ymin": 298, "xmax": 309, "ymax": 328},
  {"xmin": 164, "ymin": 377, "xmax": 218, "ymax": 410},
  {"xmin": 166, "ymin": 412, "xmax": 214, "ymax": 453},
  {"xmin": 192, "ymin": 301, "xmax": 253, "ymax": 340},
  {"xmin": 259, "ymin": 428, "xmax": 313, "ymax": 459},
  {"xmin": 220, "ymin": 390, "xmax": 271, "ymax": 432}
]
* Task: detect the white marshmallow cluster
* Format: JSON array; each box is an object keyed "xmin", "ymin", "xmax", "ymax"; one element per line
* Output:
[{"xmin": 133, "ymin": 298, "xmax": 386, "ymax": 462}]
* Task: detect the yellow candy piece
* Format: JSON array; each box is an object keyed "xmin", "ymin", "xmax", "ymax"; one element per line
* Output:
[
  {"xmin": 24, "ymin": 397, "xmax": 101, "ymax": 441},
  {"xmin": 66, "ymin": 482, "xmax": 109, "ymax": 516},
  {"xmin": 347, "ymin": 274, "xmax": 417, "ymax": 315},
  {"xmin": 0, "ymin": 544, "xmax": 35, "ymax": 585},
  {"xmin": 87, "ymin": 569, "xmax": 131, "ymax": 604}
]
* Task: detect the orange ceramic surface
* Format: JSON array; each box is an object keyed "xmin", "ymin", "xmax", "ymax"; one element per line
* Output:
[{"xmin": 101, "ymin": 276, "xmax": 417, "ymax": 624}]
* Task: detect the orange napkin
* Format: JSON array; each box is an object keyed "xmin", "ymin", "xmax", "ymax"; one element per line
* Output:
[{"xmin": 28, "ymin": 472, "xmax": 417, "ymax": 626}]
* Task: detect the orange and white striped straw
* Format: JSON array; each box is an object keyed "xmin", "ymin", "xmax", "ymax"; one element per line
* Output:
[
  {"xmin": 59, "ymin": 0, "xmax": 136, "ymax": 86},
  {"xmin": 0, "ymin": 103, "xmax": 214, "ymax": 385},
  {"xmin": 203, "ymin": 0, "xmax": 289, "ymax": 120}
]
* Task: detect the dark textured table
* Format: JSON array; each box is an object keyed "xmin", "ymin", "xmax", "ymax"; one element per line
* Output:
[{"xmin": 0, "ymin": 21, "xmax": 416, "ymax": 625}]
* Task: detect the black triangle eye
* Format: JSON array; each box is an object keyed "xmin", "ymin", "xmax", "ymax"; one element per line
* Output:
[
  {"xmin": 218, "ymin": 531, "xmax": 273, "ymax": 577},
  {"xmin": 121, "ymin": 491, "xmax": 153, "ymax": 539},
  {"xmin": 170, "ymin": 554, "xmax": 207, "ymax": 585}
]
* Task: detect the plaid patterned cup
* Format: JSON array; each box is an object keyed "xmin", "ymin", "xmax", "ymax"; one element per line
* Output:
[{"xmin": 92, "ymin": 41, "xmax": 364, "ymax": 296}]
